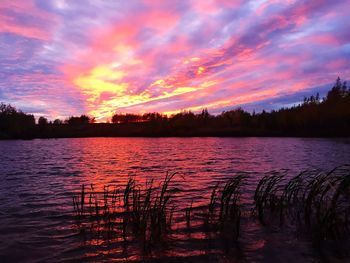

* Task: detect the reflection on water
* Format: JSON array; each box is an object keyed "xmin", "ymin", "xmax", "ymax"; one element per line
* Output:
[{"xmin": 0, "ymin": 137, "xmax": 349, "ymax": 262}]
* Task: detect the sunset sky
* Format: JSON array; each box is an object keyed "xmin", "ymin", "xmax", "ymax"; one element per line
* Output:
[{"xmin": 0, "ymin": 0, "xmax": 349, "ymax": 121}]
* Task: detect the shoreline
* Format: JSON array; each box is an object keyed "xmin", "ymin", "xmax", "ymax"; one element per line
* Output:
[{"xmin": 1, "ymin": 123, "xmax": 349, "ymax": 140}]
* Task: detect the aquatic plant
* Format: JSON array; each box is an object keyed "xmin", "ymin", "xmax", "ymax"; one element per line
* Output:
[
  {"xmin": 72, "ymin": 166, "xmax": 350, "ymax": 259},
  {"xmin": 185, "ymin": 199, "xmax": 193, "ymax": 227},
  {"xmin": 253, "ymin": 171, "xmax": 285, "ymax": 225},
  {"xmin": 202, "ymin": 175, "xmax": 246, "ymax": 242},
  {"xmin": 219, "ymin": 175, "xmax": 246, "ymax": 240},
  {"xmin": 253, "ymin": 165, "xmax": 350, "ymax": 251},
  {"xmin": 72, "ymin": 172, "xmax": 179, "ymax": 246}
]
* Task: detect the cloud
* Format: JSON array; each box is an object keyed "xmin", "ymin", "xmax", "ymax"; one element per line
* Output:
[{"xmin": 0, "ymin": 0, "xmax": 349, "ymax": 121}]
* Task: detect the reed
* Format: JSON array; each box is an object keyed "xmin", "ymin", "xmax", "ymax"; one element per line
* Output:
[
  {"xmin": 253, "ymin": 166, "xmax": 350, "ymax": 249},
  {"xmin": 72, "ymin": 166, "xmax": 350, "ymax": 256},
  {"xmin": 185, "ymin": 199, "xmax": 193, "ymax": 227},
  {"xmin": 253, "ymin": 172, "xmax": 284, "ymax": 224},
  {"xmin": 202, "ymin": 175, "xmax": 246, "ymax": 242},
  {"xmin": 208, "ymin": 183, "xmax": 219, "ymax": 218},
  {"xmin": 72, "ymin": 172, "xmax": 181, "ymax": 246}
]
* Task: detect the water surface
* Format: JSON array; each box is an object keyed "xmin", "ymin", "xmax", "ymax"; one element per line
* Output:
[{"xmin": 0, "ymin": 137, "xmax": 349, "ymax": 262}]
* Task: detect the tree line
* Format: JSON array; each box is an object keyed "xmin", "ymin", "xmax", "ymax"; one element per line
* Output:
[{"xmin": 0, "ymin": 77, "xmax": 349, "ymax": 139}]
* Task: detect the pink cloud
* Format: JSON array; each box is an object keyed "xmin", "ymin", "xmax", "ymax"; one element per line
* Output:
[
  {"xmin": 0, "ymin": 15, "xmax": 49, "ymax": 40},
  {"xmin": 1, "ymin": 0, "xmax": 349, "ymax": 121},
  {"xmin": 0, "ymin": 0, "xmax": 55, "ymax": 40}
]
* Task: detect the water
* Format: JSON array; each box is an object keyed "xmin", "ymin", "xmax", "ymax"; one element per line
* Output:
[{"xmin": 0, "ymin": 137, "xmax": 349, "ymax": 262}]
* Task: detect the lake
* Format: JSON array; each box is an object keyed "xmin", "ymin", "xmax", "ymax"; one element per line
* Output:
[{"xmin": 0, "ymin": 137, "xmax": 350, "ymax": 262}]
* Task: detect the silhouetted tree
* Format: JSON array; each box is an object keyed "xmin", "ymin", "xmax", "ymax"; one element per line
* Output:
[
  {"xmin": 326, "ymin": 77, "xmax": 348, "ymax": 102},
  {"xmin": 0, "ymin": 103, "xmax": 35, "ymax": 138},
  {"xmin": 38, "ymin": 116, "xmax": 48, "ymax": 126},
  {"xmin": 142, "ymin": 112, "xmax": 166, "ymax": 122},
  {"xmin": 112, "ymin": 113, "xmax": 142, "ymax": 123},
  {"xmin": 38, "ymin": 116, "xmax": 48, "ymax": 133},
  {"xmin": 53, "ymin": 119, "xmax": 62, "ymax": 125},
  {"xmin": 1, "ymin": 77, "xmax": 349, "ymax": 139},
  {"xmin": 66, "ymin": 115, "xmax": 94, "ymax": 125}
]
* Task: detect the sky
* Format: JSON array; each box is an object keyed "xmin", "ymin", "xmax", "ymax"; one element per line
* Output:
[{"xmin": 0, "ymin": 0, "xmax": 349, "ymax": 121}]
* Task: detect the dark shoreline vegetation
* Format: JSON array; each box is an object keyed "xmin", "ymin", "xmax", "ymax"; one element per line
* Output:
[
  {"xmin": 72, "ymin": 166, "xmax": 350, "ymax": 262},
  {"xmin": 1, "ymin": 77, "xmax": 349, "ymax": 139}
]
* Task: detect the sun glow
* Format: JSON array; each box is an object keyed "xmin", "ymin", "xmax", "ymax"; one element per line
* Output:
[
  {"xmin": 72, "ymin": 61, "xmax": 213, "ymax": 120},
  {"xmin": 74, "ymin": 64, "xmax": 126, "ymax": 95}
]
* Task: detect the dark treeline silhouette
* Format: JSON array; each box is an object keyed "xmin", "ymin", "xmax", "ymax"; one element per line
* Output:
[
  {"xmin": 1, "ymin": 77, "xmax": 349, "ymax": 139},
  {"xmin": 0, "ymin": 103, "xmax": 35, "ymax": 139}
]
